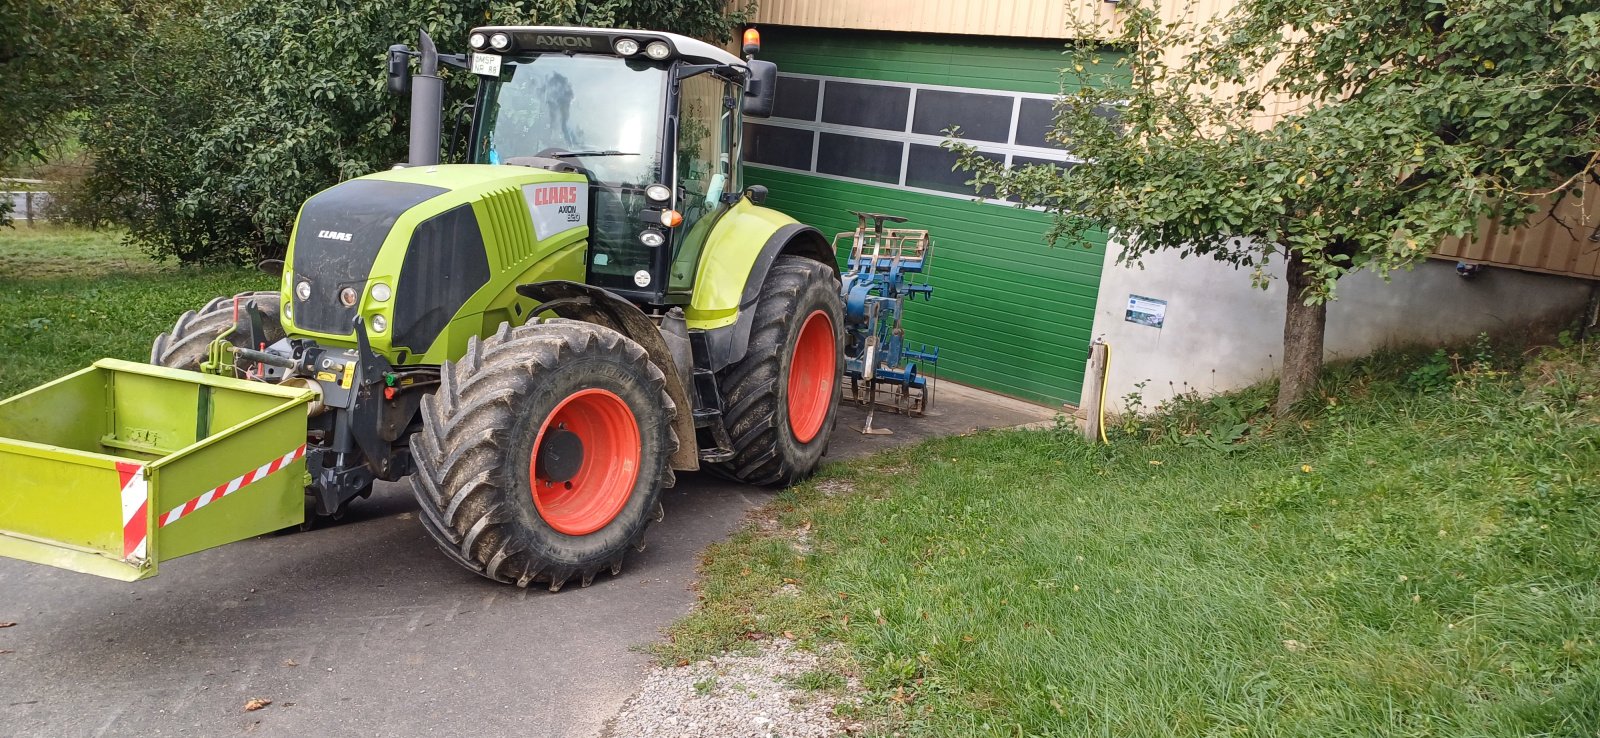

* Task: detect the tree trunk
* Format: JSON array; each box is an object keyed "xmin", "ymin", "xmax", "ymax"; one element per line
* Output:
[{"xmin": 1277, "ymin": 247, "xmax": 1327, "ymax": 417}]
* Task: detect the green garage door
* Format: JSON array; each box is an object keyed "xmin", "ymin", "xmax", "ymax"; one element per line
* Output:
[{"xmin": 743, "ymin": 26, "xmax": 1108, "ymax": 406}]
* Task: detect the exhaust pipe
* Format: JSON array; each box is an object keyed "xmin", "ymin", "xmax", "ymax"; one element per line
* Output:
[{"xmin": 407, "ymin": 30, "xmax": 443, "ymax": 167}]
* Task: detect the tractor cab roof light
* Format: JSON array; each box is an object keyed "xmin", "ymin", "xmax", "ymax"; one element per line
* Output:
[
  {"xmin": 614, "ymin": 37, "xmax": 640, "ymax": 56},
  {"xmin": 644, "ymin": 40, "xmax": 671, "ymax": 60},
  {"xmin": 468, "ymin": 32, "xmax": 488, "ymax": 50},
  {"xmin": 742, "ymin": 28, "xmax": 760, "ymax": 57},
  {"xmin": 489, "ymin": 32, "xmax": 511, "ymax": 51}
]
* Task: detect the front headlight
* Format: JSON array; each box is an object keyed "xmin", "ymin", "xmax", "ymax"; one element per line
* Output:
[
  {"xmin": 295, "ymin": 280, "xmax": 312, "ymax": 301},
  {"xmin": 370, "ymin": 315, "xmax": 388, "ymax": 333}
]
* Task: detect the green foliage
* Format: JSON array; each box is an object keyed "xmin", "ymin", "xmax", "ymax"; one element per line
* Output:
[
  {"xmin": 61, "ymin": 0, "xmax": 750, "ymax": 263},
  {"xmin": 663, "ymin": 341, "xmax": 1600, "ymax": 735},
  {"xmin": 953, "ymin": 0, "xmax": 1599, "ymax": 414},
  {"xmin": 0, "ymin": 1, "xmax": 135, "ymax": 167},
  {"xmin": 1405, "ymin": 348, "xmax": 1455, "ymax": 391},
  {"xmin": 952, "ymin": 0, "xmax": 1600, "ymax": 303},
  {"xmin": 0, "ymin": 1, "xmax": 166, "ymax": 226},
  {"xmin": 1404, "ymin": 332, "xmax": 1511, "ymax": 391}
]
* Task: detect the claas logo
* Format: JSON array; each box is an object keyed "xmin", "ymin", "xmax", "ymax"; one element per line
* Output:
[{"xmin": 533, "ymin": 186, "xmax": 580, "ymax": 206}]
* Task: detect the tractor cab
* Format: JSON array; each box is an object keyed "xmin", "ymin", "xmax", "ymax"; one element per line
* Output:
[{"xmin": 393, "ymin": 26, "xmax": 778, "ymax": 307}]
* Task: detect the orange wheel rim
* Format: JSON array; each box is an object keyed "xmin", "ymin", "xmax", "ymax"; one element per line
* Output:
[
  {"xmin": 787, "ymin": 310, "xmax": 836, "ymax": 444},
  {"xmin": 529, "ymin": 388, "xmax": 641, "ymax": 536}
]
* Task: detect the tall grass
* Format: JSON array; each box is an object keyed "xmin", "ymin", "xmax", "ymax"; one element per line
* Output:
[
  {"xmin": 662, "ymin": 339, "xmax": 1600, "ymax": 737},
  {"xmin": 0, "ymin": 226, "xmax": 269, "ymax": 397}
]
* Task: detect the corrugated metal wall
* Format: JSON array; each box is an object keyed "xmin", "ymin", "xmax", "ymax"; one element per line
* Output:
[
  {"xmin": 1436, "ymin": 197, "xmax": 1600, "ymax": 279},
  {"xmin": 751, "ymin": 0, "xmax": 1235, "ymax": 40}
]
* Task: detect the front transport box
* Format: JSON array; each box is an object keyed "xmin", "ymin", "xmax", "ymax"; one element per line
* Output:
[{"xmin": 0, "ymin": 359, "xmax": 313, "ymax": 581}]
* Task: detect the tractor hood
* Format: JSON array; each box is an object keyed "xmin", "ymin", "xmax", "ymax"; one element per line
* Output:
[{"xmin": 283, "ymin": 164, "xmax": 589, "ymax": 354}]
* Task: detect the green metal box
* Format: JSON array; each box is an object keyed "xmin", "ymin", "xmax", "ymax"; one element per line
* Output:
[{"xmin": 0, "ymin": 359, "xmax": 312, "ymax": 581}]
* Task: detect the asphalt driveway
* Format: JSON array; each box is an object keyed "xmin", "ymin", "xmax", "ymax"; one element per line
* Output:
[{"xmin": 0, "ymin": 383, "xmax": 1052, "ymax": 737}]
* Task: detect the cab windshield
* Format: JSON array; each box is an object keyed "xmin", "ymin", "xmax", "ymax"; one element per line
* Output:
[{"xmin": 474, "ymin": 54, "xmax": 667, "ymax": 186}]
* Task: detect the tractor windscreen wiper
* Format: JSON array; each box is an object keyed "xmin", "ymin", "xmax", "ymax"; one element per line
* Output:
[{"xmin": 549, "ymin": 150, "xmax": 638, "ymax": 158}]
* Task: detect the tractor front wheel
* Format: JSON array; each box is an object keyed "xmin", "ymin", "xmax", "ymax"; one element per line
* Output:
[
  {"xmin": 151, "ymin": 291, "xmax": 285, "ymax": 374},
  {"xmin": 711, "ymin": 255, "xmax": 844, "ymax": 486},
  {"xmin": 409, "ymin": 319, "xmax": 677, "ymax": 590}
]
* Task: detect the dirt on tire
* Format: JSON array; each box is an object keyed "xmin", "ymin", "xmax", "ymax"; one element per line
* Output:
[
  {"xmin": 150, "ymin": 291, "xmax": 285, "ymax": 374},
  {"xmin": 408, "ymin": 319, "xmax": 678, "ymax": 591},
  {"xmin": 709, "ymin": 255, "xmax": 844, "ymax": 486}
]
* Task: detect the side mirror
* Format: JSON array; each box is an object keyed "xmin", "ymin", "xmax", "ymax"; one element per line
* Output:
[
  {"xmin": 742, "ymin": 60, "xmax": 778, "ymax": 118},
  {"xmin": 387, "ymin": 44, "xmax": 413, "ymax": 96}
]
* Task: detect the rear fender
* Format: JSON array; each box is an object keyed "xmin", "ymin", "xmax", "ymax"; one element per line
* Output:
[
  {"xmin": 689, "ymin": 203, "xmax": 838, "ymax": 370},
  {"xmin": 515, "ymin": 281, "xmax": 698, "ymax": 472}
]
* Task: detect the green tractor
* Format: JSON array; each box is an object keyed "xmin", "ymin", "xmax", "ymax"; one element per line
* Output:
[{"xmin": 139, "ymin": 26, "xmax": 844, "ymax": 590}]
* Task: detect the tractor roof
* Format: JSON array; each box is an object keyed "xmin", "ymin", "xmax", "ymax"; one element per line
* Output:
[{"xmin": 468, "ymin": 26, "xmax": 744, "ymax": 68}]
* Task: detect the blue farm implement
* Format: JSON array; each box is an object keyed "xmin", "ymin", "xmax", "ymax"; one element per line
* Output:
[{"xmin": 835, "ymin": 212, "xmax": 939, "ymax": 434}]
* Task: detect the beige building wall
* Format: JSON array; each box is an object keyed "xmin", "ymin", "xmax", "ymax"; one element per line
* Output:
[{"xmin": 1088, "ymin": 243, "xmax": 1593, "ymax": 414}]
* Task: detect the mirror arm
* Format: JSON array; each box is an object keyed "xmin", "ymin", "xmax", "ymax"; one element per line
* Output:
[{"xmin": 674, "ymin": 63, "xmax": 742, "ymax": 81}]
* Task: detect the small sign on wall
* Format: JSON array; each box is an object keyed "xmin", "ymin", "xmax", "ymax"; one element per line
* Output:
[{"xmin": 1125, "ymin": 294, "xmax": 1167, "ymax": 328}]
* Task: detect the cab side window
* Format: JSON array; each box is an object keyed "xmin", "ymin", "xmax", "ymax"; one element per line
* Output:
[{"xmin": 676, "ymin": 73, "xmax": 738, "ymax": 243}]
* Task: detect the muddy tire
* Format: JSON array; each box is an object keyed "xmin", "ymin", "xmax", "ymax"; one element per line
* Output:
[
  {"xmin": 408, "ymin": 319, "xmax": 677, "ymax": 590},
  {"xmin": 151, "ymin": 291, "xmax": 285, "ymax": 374},
  {"xmin": 709, "ymin": 256, "xmax": 844, "ymax": 486}
]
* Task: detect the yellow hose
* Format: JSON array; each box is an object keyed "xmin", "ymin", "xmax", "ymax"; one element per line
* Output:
[{"xmin": 1098, "ymin": 342, "xmax": 1111, "ymax": 445}]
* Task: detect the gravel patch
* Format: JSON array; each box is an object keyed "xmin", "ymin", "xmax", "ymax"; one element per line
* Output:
[{"xmin": 605, "ymin": 640, "xmax": 860, "ymax": 738}]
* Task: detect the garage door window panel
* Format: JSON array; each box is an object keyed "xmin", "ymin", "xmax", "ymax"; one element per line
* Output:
[
  {"xmin": 821, "ymin": 81, "xmax": 910, "ymax": 131},
  {"xmin": 744, "ymin": 123, "xmax": 815, "ymax": 170},
  {"xmin": 905, "ymin": 144, "xmax": 999, "ymax": 197},
  {"xmin": 772, "ymin": 76, "xmax": 821, "ymax": 121},
  {"xmin": 911, "ymin": 89, "xmax": 1013, "ymax": 142},
  {"xmin": 747, "ymin": 74, "xmax": 1078, "ymax": 202},
  {"xmin": 816, "ymin": 133, "xmax": 902, "ymax": 184}
]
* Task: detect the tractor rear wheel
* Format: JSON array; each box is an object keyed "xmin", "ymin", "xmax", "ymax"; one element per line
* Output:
[
  {"xmin": 710, "ymin": 255, "xmax": 844, "ymax": 486},
  {"xmin": 150, "ymin": 291, "xmax": 285, "ymax": 374},
  {"xmin": 409, "ymin": 319, "xmax": 677, "ymax": 590}
]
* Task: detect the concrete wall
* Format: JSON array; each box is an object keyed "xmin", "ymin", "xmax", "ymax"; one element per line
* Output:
[{"xmin": 1087, "ymin": 245, "xmax": 1595, "ymax": 412}]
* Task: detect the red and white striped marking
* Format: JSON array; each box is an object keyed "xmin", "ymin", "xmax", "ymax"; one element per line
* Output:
[
  {"xmin": 157, "ymin": 445, "xmax": 307, "ymax": 528},
  {"xmin": 117, "ymin": 462, "xmax": 149, "ymax": 561}
]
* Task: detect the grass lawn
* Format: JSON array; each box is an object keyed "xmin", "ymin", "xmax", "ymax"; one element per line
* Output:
[
  {"xmin": 662, "ymin": 345, "xmax": 1600, "ymax": 736},
  {"xmin": 0, "ymin": 226, "xmax": 271, "ymax": 398}
]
